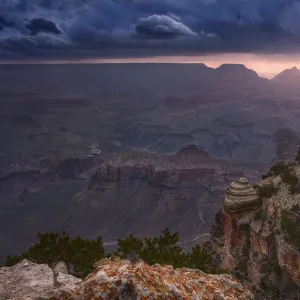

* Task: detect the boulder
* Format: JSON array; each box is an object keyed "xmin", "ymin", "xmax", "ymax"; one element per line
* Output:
[
  {"xmin": 0, "ymin": 259, "xmax": 81, "ymax": 300},
  {"xmin": 53, "ymin": 261, "xmax": 68, "ymax": 275}
]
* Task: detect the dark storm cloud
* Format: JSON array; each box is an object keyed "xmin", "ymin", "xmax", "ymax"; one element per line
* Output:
[
  {"xmin": 0, "ymin": 16, "xmax": 16, "ymax": 30},
  {"xmin": 1, "ymin": 0, "xmax": 300, "ymax": 58},
  {"xmin": 26, "ymin": 18, "xmax": 61, "ymax": 36}
]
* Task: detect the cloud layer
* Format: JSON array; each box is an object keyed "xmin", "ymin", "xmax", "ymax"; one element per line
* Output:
[{"xmin": 1, "ymin": 0, "xmax": 300, "ymax": 59}]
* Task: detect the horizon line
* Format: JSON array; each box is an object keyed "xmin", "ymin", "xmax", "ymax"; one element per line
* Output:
[
  {"xmin": 0, "ymin": 60, "xmax": 278, "ymax": 79},
  {"xmin": 1, "ymin": 54, "xmax": 298, "ymax": 79}
]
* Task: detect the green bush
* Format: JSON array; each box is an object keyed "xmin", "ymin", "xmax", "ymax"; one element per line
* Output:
[
  {"xmin": 261, "ymin": 161, "xmax": 299, "ymax": 195},
  {"xmin": 187, "ymin": 244, "xmax": 216, "ymax": 273},
  {"xmin": 115, "ymin": 228, "xmax": 188, "ymax": 268},
  {"xmin": 257, "ymin": 184, "xmax": 279, "ymax": 199},
  {"xmin": 5, "ymin": 229, "xmax": 226, "ymax": 278},
  {"xmin": 115, "ymin": 228, "xmax": 224, "ymax": 273},
  {"xmin": 6, "ymin": 232, "xmax": 105, "ymax": 278},
  {"xmin": 289, "ymin": 184, "xmax": 297, "ymax": 194},
  {"xmin": 280, "ymin": 168, "xmax": 298, "ymax": 194},
  {"xmin": 261, "ymin": 162, "xmax": 299, "ymax": 194},
  {"xmin": 261, "ymin": 162, "xmax": 289, "ymax": 179},
  {"xmin": 253, "ymin": 210, "xmax": 264, "ymax": 220}
]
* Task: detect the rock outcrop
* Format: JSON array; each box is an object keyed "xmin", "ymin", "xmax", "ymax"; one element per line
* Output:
[
  {"xmin": 0, "ymin": 259, "xmax": 254, "ymax": 300},
  {"xmin": 224, "ymin": 178, "xmax": 260, "ymax": 212},
  {"xmin": 0, "ymin": 259, "xmax": 81, "ymax": 300},
  {"xmin": 211, "ymin": 171, "xmax": 300, "ymax": 298},
  {"xmin": 53, "ymin": 261, "xmax": 68, "ymax": 275},
  {"xmin": 56, "ymin": 259, "xmax": 253, "ymax": 300}
]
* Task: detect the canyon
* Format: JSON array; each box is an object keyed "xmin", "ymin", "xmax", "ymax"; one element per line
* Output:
[
  {"xmin": 1, "ymin": 63, "xmax": 300, "ymax": 264},
  {"xmin": 3, "ymin": 162, "xmax": 300, "ymax": 299},
  {"xmin": 0, "ymin": 144, "xmax": 265, "ymax": 261}
]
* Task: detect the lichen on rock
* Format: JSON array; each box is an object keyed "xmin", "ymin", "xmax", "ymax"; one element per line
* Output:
[
  {"xmin": 56, "ymin": 258, "xmax": 254, "ymax": 300},
  {"xmin": 0, "ymin": 258, "xmax": 254, "ymax": 300}
]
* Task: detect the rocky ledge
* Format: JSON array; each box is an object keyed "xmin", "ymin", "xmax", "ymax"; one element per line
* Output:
[{"xmin": 0, "ymin": 259, "xmax": 254, "ymax": 300}]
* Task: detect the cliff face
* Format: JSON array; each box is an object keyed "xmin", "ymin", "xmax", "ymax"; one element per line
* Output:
[{"xmin": 210, "ymin": 172, "xmax": 300, "ymax": 298}]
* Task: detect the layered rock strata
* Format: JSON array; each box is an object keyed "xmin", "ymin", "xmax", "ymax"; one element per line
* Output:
[{"xmin": 224, "ymin": 178, "xmax": 260, "ymax": 212}]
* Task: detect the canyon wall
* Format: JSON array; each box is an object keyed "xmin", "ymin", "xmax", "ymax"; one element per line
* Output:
[{"xmin": 210, "ymin": 173, "xmax": 300, "ymax": 298}]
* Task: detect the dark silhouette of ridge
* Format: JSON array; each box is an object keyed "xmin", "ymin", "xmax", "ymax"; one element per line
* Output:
[{"xmin": 272, "ymin": 66, "xmax": 300, "ymax": 84}]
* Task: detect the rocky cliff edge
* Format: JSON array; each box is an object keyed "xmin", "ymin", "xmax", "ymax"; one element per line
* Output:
[
  {"xmin": 0, "ymin": 258, "xmax": 253, "ymax": 300},
  {"xmin": 210, "ymin": 166, "xmax": 300, "ymax": 298}
]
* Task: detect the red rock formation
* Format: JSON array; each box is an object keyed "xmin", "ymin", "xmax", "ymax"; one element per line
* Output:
[
  {"xmin": 211, "ymin": 208, "xmax": 251, "ymax": 271},
  {"xmin": 276, "ymin": 235, "xmax": 300, "ymax": 285},
  {"xmin": 210, "ymin": 175, "xmax": 300, "ymax": 298}
]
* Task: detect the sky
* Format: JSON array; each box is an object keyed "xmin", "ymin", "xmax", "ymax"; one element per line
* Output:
[{"xmin": 1, "ymin": 0, "xmax": 300, "ymax": 74}]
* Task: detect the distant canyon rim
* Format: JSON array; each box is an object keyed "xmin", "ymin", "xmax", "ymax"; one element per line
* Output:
[{"xmin": 3, "ymin": 53, "xmax": 300, "ymax": 78}]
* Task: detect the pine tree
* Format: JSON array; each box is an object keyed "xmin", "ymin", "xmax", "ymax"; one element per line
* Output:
[
  {"xmin": 5, "ymin": 232, "xmax": 105, "ymax": 278},
  {"xmin": 188, "ymin": 244, "xmax": 212, "ymax": 273},
  {"xmin": 114, "ymin": 234, "xmax": 143, "ymax": 261},
  {"xmin": 6, "ymin": 229, "xmax": 225, "ymax": 277}
]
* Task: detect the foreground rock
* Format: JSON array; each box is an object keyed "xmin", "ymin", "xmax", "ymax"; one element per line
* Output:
[
  {"xmin": 0, "ymin": 258, "xmax": 253, "ymax": 300},
  {"xmin": 57, "ymin": 258, "xmax": 253, "ymax": 299},
  {"xmin": 0, "ymin": 259, "xmax": 81, "ymax": 300}
]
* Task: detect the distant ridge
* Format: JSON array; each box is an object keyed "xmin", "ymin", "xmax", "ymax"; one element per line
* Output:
[
  {"xmin": 176, "ymin": 145, "xmax": 210, "ymax": 157},
  {"xmin": 272, "ymin": 66, "xmax": 300, "ymax": 84},
  {"xmin": 215, "ymin": 63, "xmax": 259, "ymax": 78}
]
